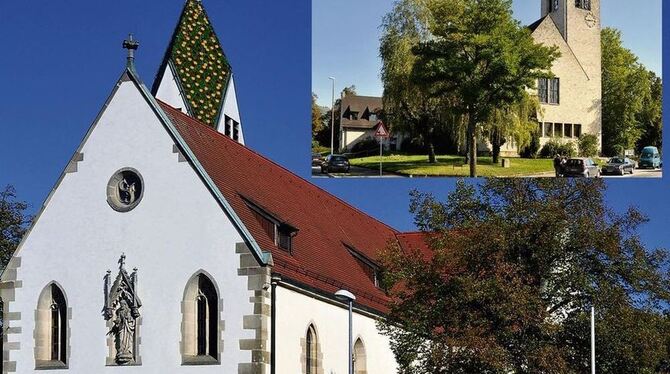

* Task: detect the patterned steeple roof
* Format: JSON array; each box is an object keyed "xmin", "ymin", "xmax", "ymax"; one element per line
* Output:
[{"xmin": 152, "ymin": 0, "xmax": 232, "ymax": 127}]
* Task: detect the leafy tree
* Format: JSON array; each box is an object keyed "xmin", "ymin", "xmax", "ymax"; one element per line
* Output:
[
  {"xmin": 1, "ymin": 185, "xmax": 31, "ymax": 268},
  {"xmin": 578, "ymin": 134, "xmax": 600, "ymax": 157},
  {"xmin": 379, "ymin": 179, "xmax": 670, "ymax": 373},
  {"xmin": 411, "ymin": 0, "xmax": 558, "ymax": 177},
  {"xmin": 311, "ymin": 93, "xmax": 324, "ymax": 138},
  {"xmin": 636, "ymin": 71, "xmax": 663, "ymax": 153},
  {"xmin": 601, "ymin": 28, "xmax": 651, "ymax": 156},
  {"xmin": 483, "ymin": 92, "xmax": 542, "ymax": 164},
  {"xmin": 380, "ymin": 0, "xmax": 448, "ymax": 163}
]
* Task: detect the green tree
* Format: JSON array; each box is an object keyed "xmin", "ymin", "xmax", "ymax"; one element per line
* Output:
[
  {"xmin": 1, "ymin": 185, "xmax": 30, "ymax": 268},
  {"xmin": 636, "ymin": 71, "xmax": 663, "ymax": 153},
  {"xmin": 380, "ymin": 0, "xmax": 448, "ymax": 163},
  {"xmin": 601, "ymin": 28, "xmax": 651, "ymax": 156},
  {"xmin": 379, "ymin": 179, "xmax": 670, "ymax": 373},
  {"xmin": 483, "ymin": 92, "xmax": 542, "ymax": 164},
  {"xmin": 411, "ymin": 0, "xmax": 558, "ymax": 177},
  {"xmin": 311, "ymin": 93, "xmax": 324, "ymax": 138}
]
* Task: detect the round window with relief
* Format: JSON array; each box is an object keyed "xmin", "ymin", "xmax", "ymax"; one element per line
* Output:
[{"xmin": 106, "ymin": 168, "xmax": 144, "ymax": 212}]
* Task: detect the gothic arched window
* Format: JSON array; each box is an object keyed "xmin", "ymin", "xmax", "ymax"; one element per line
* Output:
[
  {"xmin": 181, "ymin": 272, "xmax": 220, "ymax": 364},
  {"xmin": 304, "ymin": 324, "xmax": 321, "ymax": 374},
  {"xmin": 353, "ymin": 338, "xmax": 367, "ymax": 374},
  {"xmin": 35, "ymin": 283, "xmax": 68, "ymax": 369}
]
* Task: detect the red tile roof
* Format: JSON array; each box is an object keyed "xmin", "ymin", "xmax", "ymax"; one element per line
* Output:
[{"xmin": 159, "ymin": 101, "xmax": 407, "ymax": 313}]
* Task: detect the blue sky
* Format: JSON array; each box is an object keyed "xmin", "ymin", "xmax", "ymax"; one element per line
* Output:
[
  {"xmin": 313, "ymin": 0, "xmax": 663, "ymax": 107},
  {"xmin": 0, "ymin": 0, "xmax": 668, "ymax": 253}
]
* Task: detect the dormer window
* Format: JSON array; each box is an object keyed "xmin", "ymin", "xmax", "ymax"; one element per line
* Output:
[
  {"xmin": 242, "ymin": 195, "xmax": 298, "ymax": 254},
  {"xmin": 344, "ymin": 243, "xmax": 381, "ymax": 288}
]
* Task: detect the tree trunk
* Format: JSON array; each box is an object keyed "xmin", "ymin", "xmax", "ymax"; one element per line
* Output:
[
  {"xmin": 427, "ymin": 125, "xmax": 436, "ymax": 164},
  {"xmin": 491, "ymin": 129, "xmax": 501, "ymax": 165},
  {"xmin": 468, "ymin": 115, "xmax": 477, "ymax": 177}
]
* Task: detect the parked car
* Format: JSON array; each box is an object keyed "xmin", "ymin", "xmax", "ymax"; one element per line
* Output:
[
  {"xmin": 602, "ymin": 157, "xmax": 635, "ymax": 176},
  {"xmin": 311, "ymin": 153, "xmax": 325, "ymax": 167},
  {"xmin": 638, "ymin": 146, "xmax": 662, "ymax": 169},
  {"xmin": 562, "ymin": 158, "xmax": 600, "ymax": 178},
  {"xmin": 321, "ymin": 154, "xmax": 350, "ymax": 173}
]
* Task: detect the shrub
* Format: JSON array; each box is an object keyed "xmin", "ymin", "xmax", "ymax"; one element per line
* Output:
[
  {"xmin": 578, "ymin": 134, "xmax": 600, "ymax": 157},
  {"xmin": 539, "ymin": 138, "xmax": 576, "ymax": 158},
  {"xmin": 520, "ymin": 130, "xmax": 541, "ymax": 158},
  {"xmin": 350, "ymin": 136, "xmax": 380, "ymax": 154},
  {"xmin": 400, "ymin": 137, "xmax": 426, "ymax": 154}
]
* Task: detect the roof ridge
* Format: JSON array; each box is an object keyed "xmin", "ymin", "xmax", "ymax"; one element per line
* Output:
[{"xmin": 157, "ymin": 100, "xmax": 400, "ymax": 234}]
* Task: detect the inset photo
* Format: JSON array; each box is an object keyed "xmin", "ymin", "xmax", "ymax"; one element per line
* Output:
[{"xmin": 312, "ymin": 0, "xmax": 662, "ymax": 178}]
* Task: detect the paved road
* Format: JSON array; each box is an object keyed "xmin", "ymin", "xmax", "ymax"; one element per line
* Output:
[
  {"xmin": 311, "ymin": 166, "xmax": 404, "ymax": 178},
  {"xmin": 312, "ymin": 166, "xmax": 662, "ymax": 179}
]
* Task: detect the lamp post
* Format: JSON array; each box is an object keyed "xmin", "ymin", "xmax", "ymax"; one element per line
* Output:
[
  {"xmin": 591, "ymin": 305, "xmax": 596, "ymax": 374},
  {"xmin": 335, "ymin": 289, "xmax": 356, "ymax": 374},
  {"xmin": 329, "ymin": 77, "xmax": 336, "ymax": 155}
]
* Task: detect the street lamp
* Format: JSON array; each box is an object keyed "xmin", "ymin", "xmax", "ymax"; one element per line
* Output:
[
  {"xmin": 335, "ymin": 289, "xmax": 356, "ymax": 374},
  {"xmin": 329, "ymin": 77, "xmax": 336, "ymax": 155}
]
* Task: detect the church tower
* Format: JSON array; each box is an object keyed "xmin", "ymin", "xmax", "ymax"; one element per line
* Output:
[
  {"xmin": 152, "ymin": 0, "xmax": 244, "ymax": 144},
  {"xmin": 541, "ymin": 0, "xmax": 601, "ymax": 81}
]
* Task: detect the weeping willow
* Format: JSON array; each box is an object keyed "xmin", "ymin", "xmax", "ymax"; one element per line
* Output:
[{"xmin": 483, "ymin": 92, "xmax": 544, "ymax": 163}]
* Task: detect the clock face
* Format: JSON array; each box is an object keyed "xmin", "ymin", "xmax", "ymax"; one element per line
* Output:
[{"xmin": 585, "ymin": 12, "xmax": 597, "ymax": 28}]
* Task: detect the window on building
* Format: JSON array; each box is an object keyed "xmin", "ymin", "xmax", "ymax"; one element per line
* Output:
[
  {"xmin": 350, "ymin": 111, "xmax": 359, "ymax": 120},
  {"xmin": 306, "ymin": 325, "xmax": 318, "ymax": 374},
  {"xmin": 574, "ymin": 124, "xmax": 582, "ymax": 138},
  {"xmin": 224, "ymin": 115, "xmax": 232, "ymax": 137},
  {"xmin": 539, "ymin": 78, "xmax": 560, "ymax": 104},
  {"xmin": 538, "ymin": 78, "xmax": 548, "ymax": 103},
  {"xmin": 554, "ymin": 123, "xmax": 563, "ymax": 138},
  {"xmin": 361, "ymin": 107, "xmax": 371, "ymax": 121},
  {"xmin": 345, "ymin": 243, "xmax": 381, "ymax": 288},
  {"xmin": 565, "ymin": 123, "xmax": 573, "ymax": 138},
  {"xmin": 549, "ymin": 78, "xmax": 560, "ymax": 104},
  {"xmin": 544, "ymin": 122, "xmax": 553, "ymax": 138},
  {"xmin": 233, "ymin": 120, "xmax": 240, "ymax": 141},
  {"xmin": 575, "ymin": 0, "xmax": 591, "ymax": 10},
  {"xmin": 182, "ymin": 272, "xmax": 220, "ymax": 364},
  {"xmin": 244, "ymin": 196, "xmax": 298, "ymax": 254},
  {"xmin": 36, "ymin": 283, "xmax": 68, "ymax": 368},
  {"xmin": 353, "ymin": 338, "xmax": 367, "ymax": 374}
]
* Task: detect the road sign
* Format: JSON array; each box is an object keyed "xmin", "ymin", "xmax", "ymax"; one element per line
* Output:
[{"xmin": 375, "ymin": 121, "xmax": 390, "ymax": 138}]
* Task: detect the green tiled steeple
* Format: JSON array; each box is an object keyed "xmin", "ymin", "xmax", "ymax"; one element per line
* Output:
[{"xmin": 152, "ymin": 0, "xmax": 232, "ymax": 127}]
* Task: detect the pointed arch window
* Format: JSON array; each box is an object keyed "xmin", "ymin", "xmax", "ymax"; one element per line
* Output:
[
  {"xmin": 182, "ymin": 272, "xmax": 220, "ymax": 365},
  {"xmin": 353, "ymin": 338, "xmax": 367, "ymax": 374},
  {"xmin": 306, "ymin": 325, "xmax": 318, "ymax": 374},
  {"xmin": 36, "ymin": 283, "xmax": 68, "ymax": 369}
]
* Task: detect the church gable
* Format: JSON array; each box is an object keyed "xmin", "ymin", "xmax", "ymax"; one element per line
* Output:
[{"xmin": 530, "ymin": 16, "xmax": 589, "ymax": 80}]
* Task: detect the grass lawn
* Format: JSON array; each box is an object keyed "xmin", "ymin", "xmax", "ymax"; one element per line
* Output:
[{"xmin": 349, "ymin": 154, "xmax": 555, "ymax": 177}]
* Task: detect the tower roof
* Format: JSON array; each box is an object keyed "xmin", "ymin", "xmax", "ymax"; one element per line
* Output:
[{"xmin": 152, "ymin": 0, "xmax": 232, "ymax": 127}]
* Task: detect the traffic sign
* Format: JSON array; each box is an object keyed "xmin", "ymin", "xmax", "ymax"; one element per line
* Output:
[{"xmin": 375, "ymin": 121, "xmax": 390, "ymax": 138}]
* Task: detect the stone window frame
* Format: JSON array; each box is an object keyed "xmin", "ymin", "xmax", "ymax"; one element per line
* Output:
[
  {"xmin": 106, "ymin": 167, "xmax": 145, "ymax": 213},
  {"xmin": 353, "ymin": 337, "xmax": 367, "ymax": 374},
  {"xmin": 34, "ymin": 282, "xmax": 71, "ymax": 370},
  {"xmin": 575, "ymin": 0, "xmax": 591, "ymax": 11},
  {"xmin": 180, "ymin": 270, "xmax": 224, "ymax": 366},
  {"xmin": 301, "ymin": 323, "xmax": 323, "ymax": 374}
]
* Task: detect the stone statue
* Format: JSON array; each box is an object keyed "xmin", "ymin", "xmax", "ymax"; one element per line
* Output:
[
  {"xmin": 103, "ymin": 254, "xmax": 141, "ymax": 365},
  {"xmin": 108, "ymin": 299, "xmax": 136, "ymax": 364}
]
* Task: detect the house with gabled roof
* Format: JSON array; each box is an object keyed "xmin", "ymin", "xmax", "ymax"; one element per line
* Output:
[
  {"xmin": 339, "ymin": 94, "xmax": 405, "ymax": 153},
  {"xmin": 0, "ymin": 1, "xmax": 423, "ymax": 373}
]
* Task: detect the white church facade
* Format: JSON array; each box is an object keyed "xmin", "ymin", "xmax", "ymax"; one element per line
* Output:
[
  {"xmin": 497, "ymin": 0, "xmax": 602, "ymax": 156},
  {"xmin": 0, "ymin": 1, "xmax": 422, "ymax": 373}
]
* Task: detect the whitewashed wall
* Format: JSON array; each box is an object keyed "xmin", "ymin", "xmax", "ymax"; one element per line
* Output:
[
  {"xmin": 274, "ymin": 285, "xmax": 398, "ymax": 374},
  {"xmin": 4, "ymin": 77, "xmax": 255, "ymax": 373},
  {"xmin": 154, "ymin": 63, "xmax": 189, "ymax": 114}
]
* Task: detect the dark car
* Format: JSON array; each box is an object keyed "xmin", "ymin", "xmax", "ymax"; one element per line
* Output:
[
  {"xmin": 321, "ymin": 154, "xmax": 350, "ymax": 173},
  {"xmin": 311, "ymin": 153, "xmax": 325, "ymax": 167},
  {"xmin": 602, "ymin": 157, "xmax": 635, "ymax": 176},
  {"xmin": 563, "ymin": 158, "xmax": 600, "ymax": 178}
]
